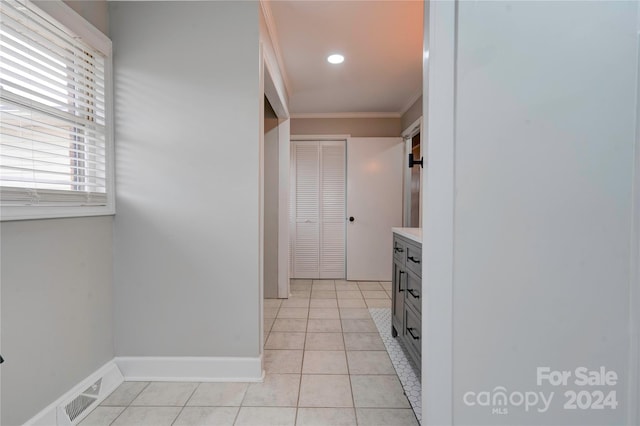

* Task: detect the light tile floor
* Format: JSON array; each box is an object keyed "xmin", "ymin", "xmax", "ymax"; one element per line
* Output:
[
  {"xmin": 80, "ymin": 280, "xmax": 418, "ymax": 426},
  {"xmin": 369, "ymin": 308, "xmax": 422, "ymax": 423}
]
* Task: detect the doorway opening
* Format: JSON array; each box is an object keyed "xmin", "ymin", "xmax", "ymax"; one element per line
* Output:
[
  {"xmin": 403, "ymin": 118, "xmax": 423, "ymax": 228},
  {"xmin": 264, "ymin": 96, "xmax": 281, "ymax": 298}
]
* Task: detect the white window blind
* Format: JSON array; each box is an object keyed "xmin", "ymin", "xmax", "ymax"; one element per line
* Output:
[{"xmin": 0, "ymin": 0, "xmax": 110, "ymax": 212}]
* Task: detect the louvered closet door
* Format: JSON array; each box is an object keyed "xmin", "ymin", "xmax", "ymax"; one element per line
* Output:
[
  {"xmin": 319, "ymin": 142, "xmax": 346, "ymax": 278},
  {"xmin": 292, "ymin": 142, "xmax": 320, "ymax": 278},
  {"xmin": 291, "ymin": 141, "xmax": 346, "ymax": 279}
]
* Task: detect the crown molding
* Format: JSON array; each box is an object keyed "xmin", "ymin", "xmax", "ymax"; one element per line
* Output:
[
  {"xmin": 289, "ymin": 96, "xmax": 422, "ymax": 120},
  {"xmin": 260, "ymin": 0, "xmax": 292, "ymax": 100},
  {"xmin": 290, "ymin": 112, "xmax": 402, "ymax": 119}
]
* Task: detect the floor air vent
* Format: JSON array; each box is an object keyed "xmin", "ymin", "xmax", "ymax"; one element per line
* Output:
[
  {"xmin": 26, "ymin": 363, "xmax": 122, "ymax": 426},
  {"xmin": 61, "ymin": 379, "xmax": 102, "ymax": 424}
]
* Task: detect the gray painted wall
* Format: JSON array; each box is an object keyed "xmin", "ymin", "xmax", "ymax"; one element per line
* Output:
[
  {"xmin": 400, "ymin": 96, "xmax": 422, "ymax": 131},
  {"xmin": 264, "ymin": 98, "xmax": 279, "ymax": 299},
  {"xmin": 32, "ymin": 1, "xmax": 109, "ymax": 37},
  {"xmin": 63, "ymin": 0, "xmax": 108, "ymax": 35},
  {"xmin": 110, "ymin": 1, "xmax": 261, "ymax": 357},
  {"xmin": 1, "ymin": 217, "xmax": 114, "ymax": 426},
  {"xmin": 0, "ymin": 3, "xmax": 112, "ymax": 425},
  {"xmin": 290, "ymin": 117, "xmax": 402, "ymax": 137},
  {"xmin": 451, "ymin": 2, "xmax": 638, "ymax": 424}
]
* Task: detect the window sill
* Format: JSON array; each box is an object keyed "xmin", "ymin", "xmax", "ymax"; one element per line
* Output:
[{"xmin": 1, "ymin": 206, "xmax": 115, "ymax": 222}]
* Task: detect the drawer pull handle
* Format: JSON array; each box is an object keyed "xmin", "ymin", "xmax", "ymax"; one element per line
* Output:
[
  {"xmin": 407, "ymin": 288, "xmax": 420, "ymax": 299},
  {"xmin": 407, "ymin": 327, "xmax": 420, "ymax": 340},
  {"xmin": 408, "ymin": 256, "xmax": 421, "ymax": 264},
  {"xmin": 398, "ymin": 271, "xmax": 405, "ymax": 292},
  {"xmin": 394, "ymin": 247, "xmax": 404, "ymax": 253}
]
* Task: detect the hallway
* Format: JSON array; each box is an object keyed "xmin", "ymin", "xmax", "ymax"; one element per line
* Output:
[{"xmin": 78, "ymin": 280, "xmax": 418, "ymax": 426}]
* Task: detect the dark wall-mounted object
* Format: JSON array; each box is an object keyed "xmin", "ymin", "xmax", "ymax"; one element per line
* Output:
[{"xmin": 408, "ymin": 153, "xmax": 423, "ymax": 168}]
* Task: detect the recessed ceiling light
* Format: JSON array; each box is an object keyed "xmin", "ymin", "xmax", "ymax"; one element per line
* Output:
[{"xmin": 327, "ymin": 54, "xmax": 345, "ymax": 64}]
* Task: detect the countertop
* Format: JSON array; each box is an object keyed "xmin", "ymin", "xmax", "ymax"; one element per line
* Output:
[{"xmin": 392, "ymin": 227, "xmax": 422, "ymax": 244}]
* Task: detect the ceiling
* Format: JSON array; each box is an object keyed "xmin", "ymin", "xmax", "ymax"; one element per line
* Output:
[{"xmin": 266, "ymin": 0, "xmax": 424, "ymax": 117}]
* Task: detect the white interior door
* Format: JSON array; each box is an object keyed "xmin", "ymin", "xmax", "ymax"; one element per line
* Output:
[
  {"xmin": 347, "ymin": 137, "xmax": 404, "ymax": 281},
  {"xmin": 291, "ymin": 140, "xmax": 346, "ymax": 279}
]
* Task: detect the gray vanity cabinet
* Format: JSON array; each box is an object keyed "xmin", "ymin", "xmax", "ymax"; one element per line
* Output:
[{"xmin": 391, "ymin": 232, "xmax": 422, "ymax": 372}]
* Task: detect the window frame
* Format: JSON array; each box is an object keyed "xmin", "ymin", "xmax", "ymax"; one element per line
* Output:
[{"xmin": 0, "ymin": 0, "xmax": 115, "ymax": 221}]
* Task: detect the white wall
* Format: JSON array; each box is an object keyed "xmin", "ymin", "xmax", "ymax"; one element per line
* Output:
[
  {"xmin": 423, "ymin": 1, "xmax": 639, "ymax": 424},
  {"xmin": 277, "ymin": 118, "xmax": 291, "ymax": 297},
  {"xmin": 260, "ymin": 3, "xmax": 291, "ymax": 301},
  {"xmin": 0, "ymin": 3, "xmax": 112, "ymax": 425},
  {"xmin": 110, "ymin": 1, "xmax": 261, "ymax": 358},
  {"xmin": 264, "ymin": 98, "xmax": 279, "ymax": 298}
]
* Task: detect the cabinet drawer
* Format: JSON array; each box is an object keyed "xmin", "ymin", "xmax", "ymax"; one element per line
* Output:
[
  {"xmin": 405, "ymin": 243, "xmax": 422, "ymax": 277},
  {"xmin": 405, "ymin": 270, "xmax": 421, "ymax": 314},
  {"xmin": 404, "ymin": 305, "xmax": 421, "ymax": 361},
  {"xmin": 393, "ymin": 237, "xmax": 406, "ymax": 264}
]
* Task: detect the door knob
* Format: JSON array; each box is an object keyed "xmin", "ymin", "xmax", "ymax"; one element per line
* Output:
[{"xmin": 349, "ymin": 216, "xmax": 355, "ymax": 222}]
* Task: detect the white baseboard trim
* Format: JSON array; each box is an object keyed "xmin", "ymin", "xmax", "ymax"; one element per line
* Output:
[
  {"xmin": 24, "ymin": 360, "xmax": 124, "ymax": 426},
  {"xmin": 114, "ymin": 356, "xmax": 264, "ymax": 382},
  {"xmin": 22, "ymin": 356, "xmax": 262, "ymax": 425}
]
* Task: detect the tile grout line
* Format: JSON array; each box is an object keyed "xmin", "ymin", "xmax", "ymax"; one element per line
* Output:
[
  {"xmin": 169, "ymin": 383, "xmax": 200, "ymax": 426},
  {"xmin": 295, "ymin": 283, "xmax": 316, "ymax": 425},
  {"xmin": 264, "ymin": 298, "xmax": 283, "ymax": 345},
  {"xmin": 231, "ymin": 404, "xmax": 242, "ymax": 426},
  {"xmin": 339, "ymin": 281, "xmax": 359, "ymax": 426},
  {"xmin": 106, "ymin": 381, "xmax": 151, "ymax": 426},
  {"xmin": 293, "ymin": 287, "xmax": 311, "ymax": 423}
]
